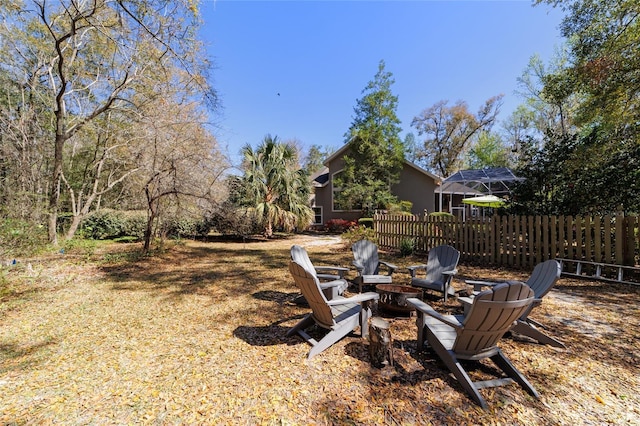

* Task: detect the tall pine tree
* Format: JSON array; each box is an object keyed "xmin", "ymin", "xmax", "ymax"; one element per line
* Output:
[{"xmin": 335, "ymin": 60, "xmax": 404, "ymax": 216}]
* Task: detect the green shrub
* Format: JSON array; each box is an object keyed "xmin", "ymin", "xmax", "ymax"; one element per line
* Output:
[
  {"xmin": 429, "ymin": 211, "xmax": 455, "ymax": 218},
  {"xmin": 399, "ymin": 200, "xmax": 413, "ymax": 213},
  {"xmin": 399, "ymin": 237, "xmax": 415, "ymax": 257},
  {"xmin": 357, "ymin": 217, "xmax": 374, "ymax": 228},
  {"xmin": 386, "ymin": 200, "xmax": 413, "ymax": 215},
  {"xmin": 340, "ymin": 225, "xmax": 377, "ymax": 249},
  {"xmin": 206, "ymin": 204, "xmax": 260, "ymax": 236},
  {"xmin": 79, "ymin": 210, "xmax": 146, "ymax": 240},
  {"xmin": 120, "ymin": 213, "xmax": 147, "ymax": 239},
  {"xmin": 164, "ymin": 217, "xmax": 192, "ymax": 238},
  {"xmin": 0, "ymin": 219, "xmax": 48, "ymax": 257}
]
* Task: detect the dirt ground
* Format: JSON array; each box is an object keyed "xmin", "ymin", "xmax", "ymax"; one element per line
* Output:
[{"xmin": 1, "ymin": 235, "xmax": 639, "ymax": 425}]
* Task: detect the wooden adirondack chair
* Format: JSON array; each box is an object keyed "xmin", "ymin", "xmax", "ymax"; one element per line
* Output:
[
  {"xmin": 351, "ymin": 240, "xmax": 398, "ymax": 293},
  {"xmin": 460, "ymin": 259, "xmax": 564, "ymax": 348},
  {"xmin": 408, "ymin": 282, "xmax": 538, "ymax": 409},
  {"xmin": 290, "ymin": 245, "xmax": 349, "ymax": 300},
  {"xmin": 407, "ymin": 245, "xmax": 460, "ymax": 302},
  {"xmin": 287, "ymin": 260, "xmax": 379, "ymax": 359}
]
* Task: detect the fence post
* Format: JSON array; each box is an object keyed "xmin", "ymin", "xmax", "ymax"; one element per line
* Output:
[
  {"xmin": 615, "ymin": 211, "xmax": 624, "ymax": 265},
  {"xmin": 604, "ymin": 214, "xmax": 612, "ymax": 263},
  {"xmin": 623, "ymin": 214, "xmax": 637, "ymax": 266},
  {"xmin": 593, "ymin": 215, "xmax": 602, "ymax": 263}
]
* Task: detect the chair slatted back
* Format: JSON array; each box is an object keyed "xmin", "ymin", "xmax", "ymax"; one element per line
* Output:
[
  {"xmin": 425, "ymin": 245, "xmax": 460, "ymax": 282},
  {"xmin": 352, "ymin": 240, "xmax": 380, "ymax": 275},
  {"xmin": 290, "ymin": 245, "xmax": 317, "ymax": 279},
  {"xmin": 455, "ymin": 282, "xmax": 534, "ymax": 356},
  {"xmin": 289, "ymin": 261, "xmax": 334, "ymax": 328},
  {"xmin": 526, "ymin": 259, "xmax": 561, "ymax": 299}
]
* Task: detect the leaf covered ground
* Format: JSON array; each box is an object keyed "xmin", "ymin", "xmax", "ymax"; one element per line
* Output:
[{"xmin": 1, "ymin": 235, "xmax": 639, "ymax": 425}]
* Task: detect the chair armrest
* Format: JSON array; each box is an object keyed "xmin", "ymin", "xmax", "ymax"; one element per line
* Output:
[
  {"xmin": 458, "ymin": 296, "xmax": 473, "ymax": 307},
  {"xmin": 315, "ymin": 266, "xmax": 349, "ymax": 278},
  {"xmin": 465, "ymin": 279, "xmax": 501, "ymax": 292},
  {"xmin": 465, "ymin": 279, "xmax": 500, "ymax": 286},
  {"xmin": 327, "ymin": 292, "xmax": 379, "ymax": 305},
  {"xmin": 319, "ymin": 279, "xmax": 347, "ymax": 290},
  {"xmin": 442, "ymin": 269, "xmax": 457, "ymax": 276},
  {"xmin": 407, "ymin": 298, "xmax": 462, "ymax": 330},
  {"xmin": 407, "ymin": 264, "xmax": 428, "ymax": 277},
  {"xmin": 379, "ymin": 260, "xmax": 398, "ymax": 274}
]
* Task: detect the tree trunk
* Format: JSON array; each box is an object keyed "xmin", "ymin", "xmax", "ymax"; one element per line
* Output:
[
  {"xmin": 368, "ymin": 317, "xmax": 393, "ymax": 368},
  {"xmin": 66, "ymin": 216, "xmax": 82, "ymax": 240},
  {"xmin": 264, "ymin": 219, "xmax": 273, "ymax": 238},
  {"xmin": 144, "ymin": 188, "xmax": 158, "ymax": 252},
  {"xmin": 143, "ymin": 210, "xmax": 155, "ymax": 252},
  {"xmin": 48, "ymin": 132, "xmax": 65, "ymax": 245}
]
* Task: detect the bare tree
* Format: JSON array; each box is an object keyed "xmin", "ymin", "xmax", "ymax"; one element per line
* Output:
[
  {"xmin": 1, "ymin": 1, "xmax": 216, "ymax": 244},
  {"xmin": 135, "ymin": 102, "xmax": 228, "ymax": 252},
  {"xmin": 411, "ymin": 96, "xmax": 503, "ymax": 177},
  {"xmin": 61, "ymin": 115, "xmax": 143, "ymax": 239}
]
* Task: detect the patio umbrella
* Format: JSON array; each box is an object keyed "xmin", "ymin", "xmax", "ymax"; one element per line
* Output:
[{"xmin": 462, "ymin": 194, "xmax": 505, "ymax": 208}]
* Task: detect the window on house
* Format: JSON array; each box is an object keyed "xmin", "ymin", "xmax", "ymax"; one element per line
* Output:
[{"xmin": 312, "ymin": 207, "xmax": 322, "ymax": 225}]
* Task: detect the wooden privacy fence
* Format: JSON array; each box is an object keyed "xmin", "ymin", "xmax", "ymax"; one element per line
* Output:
[{"xmin": 374, "ymin": 213, "xmax": 640, "ymax": 270}]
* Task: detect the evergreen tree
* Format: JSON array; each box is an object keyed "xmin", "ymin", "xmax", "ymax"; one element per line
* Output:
[{"xmin": 335, "ymin": 60, "xmax": 404, "ymax": 216}]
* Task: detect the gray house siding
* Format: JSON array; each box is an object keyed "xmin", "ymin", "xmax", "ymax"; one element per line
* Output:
[
  {"xmin": 392, "ymin": 163, "xmax": 438, "ymax": 215},
  {"xmin": 312, "ymin": 145, "xmax": 441, "ymax": 226}
]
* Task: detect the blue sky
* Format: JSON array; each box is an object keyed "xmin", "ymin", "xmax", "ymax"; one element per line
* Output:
[{"xmin": 200, "ymin": 1, "xmax": 566, "ymax": 167}]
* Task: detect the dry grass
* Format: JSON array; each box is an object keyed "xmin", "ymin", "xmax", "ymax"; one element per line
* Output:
[{"xmin": 1, "ymin": 235, "xmax": 639, "ymax": 425}]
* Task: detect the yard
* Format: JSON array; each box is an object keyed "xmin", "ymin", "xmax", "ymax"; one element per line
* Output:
[{"xmin": 1, "ymin": 235, "xmax": 639, "ymax": 425}]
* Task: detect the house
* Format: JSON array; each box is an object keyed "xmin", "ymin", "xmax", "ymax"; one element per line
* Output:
[{"xmin": 310, "ymin": 143, "xmax": 442, "ymax": 227}]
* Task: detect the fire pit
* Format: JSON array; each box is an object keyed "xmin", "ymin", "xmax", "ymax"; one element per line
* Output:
[{"xmin": 376, "ymin": 284, "xmax": 421, "ymax": 313}]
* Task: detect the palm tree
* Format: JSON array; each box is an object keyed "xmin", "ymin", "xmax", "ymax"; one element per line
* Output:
[{"xmin": 240, "ymin": 135, "xmax": 314, "ymax": 237}]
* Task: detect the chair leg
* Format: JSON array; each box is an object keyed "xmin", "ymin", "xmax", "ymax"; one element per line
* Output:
[
  {"xmin": 308, "ymin": 319, "xmax": 359, "ymax": 359},
  {"xmin": 308, "ymin": 329, "xmax": 346, "ymax": 359},
  {"xmin": 512, "ymin": 320, "xmax": 566, "ymax": 349},
  {"xmin": 286, "ymin": 314, "xmax": 314, "ymax": 337},
  {"xmin": 360, "ymin": 302, "xmax": 372, "ymax": 338},
  {"xmin": 446, "ymin": 359, "xmax": 488, "ymax": 409},
  {"xmin": 526, "ymin": 318, "xmax": 547, "ymax": 329},
  {"xmin": 426, "ymin": 331, "xmax": 488, "ymax": 409},
  {"xmin": 415, "ymin": 312, "xmax": 426, "ymax": 352},
  {"xmin": 491, "ymin": 350, "xmax": 539, "ymax": 399}
]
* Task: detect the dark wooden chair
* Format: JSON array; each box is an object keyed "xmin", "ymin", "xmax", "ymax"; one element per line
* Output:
[
  {"xmin": 408, "ymin": 282, "xmax": 538, "ymax": 409},
  {"xmin": 287, "ymin": 260, "xmax": 379, "ymax": 359},
  {"xmin": 460, "ymin": 259, "xmax": 564, "ymax": 348},
  {"xmin": 290, "ymin": 245, "xmax": 348, "ymax": 300},
  {"xmin": 407, "ymin": 244, "xmax": 460, "ymax": 302},
  {"xmin": 351, "ymin": 240, "xmax": 397, "ymax": 293}
]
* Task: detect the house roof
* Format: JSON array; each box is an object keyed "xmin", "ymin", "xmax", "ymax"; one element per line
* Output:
[
  {"xmin": 323, "ymin": 142, "xmax": 442, "ymax": 183},
  {"xmin": 442, "ymin": 167, "xmax": 523, "ymax": 195},
  {"xmin": 311, "ymin": 167, "xmax": 330, "ymax": 187}
]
